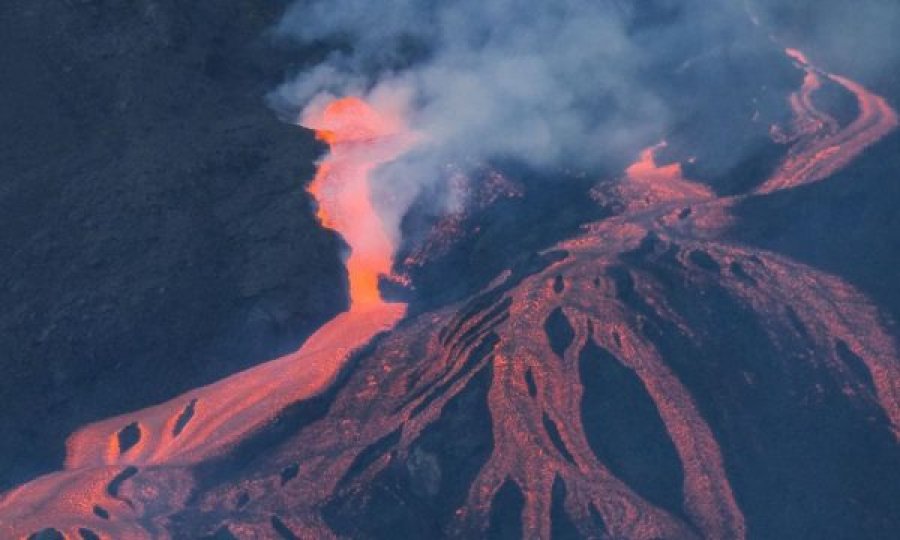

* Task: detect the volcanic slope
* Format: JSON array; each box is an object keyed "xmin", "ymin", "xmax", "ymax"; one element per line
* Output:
[
  {"xmin": 3, "ymin": 47, "xmax": 900, "ymax": 540},
  {"xmin": 162, "ymin": 48, "xmax": 900, "ymax": 540}
]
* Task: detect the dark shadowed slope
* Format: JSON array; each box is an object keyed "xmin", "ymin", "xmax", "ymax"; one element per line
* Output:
[{"xmin": 0, "ymin": 0, "xmax": 344, "ymax": 489}]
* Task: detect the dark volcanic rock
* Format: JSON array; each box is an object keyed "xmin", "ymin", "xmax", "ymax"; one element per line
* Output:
[{"xmin": 0, "ymin": 0, "xmax": 344, "ymax": 488}]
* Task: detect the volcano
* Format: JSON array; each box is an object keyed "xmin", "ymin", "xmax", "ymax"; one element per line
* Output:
[{"xmin": 2, "ymin": 1, "xmax": 900, "ymax": 539}]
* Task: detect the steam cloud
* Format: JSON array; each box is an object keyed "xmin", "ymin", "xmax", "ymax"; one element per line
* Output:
[
  {"xmin": 268, "ymin": 0, "xmax": 683, "ymax": 247},
  {"xmin": 749, "ymin": 0, "xmax": 900, "ymax": 80},
  {"xmin": 273, "ymin": 0, "xmax": 665, "ymax": 164},
  {"xmin": 268, "ymin": 0, "xmax": 900, "ymax": 250}
]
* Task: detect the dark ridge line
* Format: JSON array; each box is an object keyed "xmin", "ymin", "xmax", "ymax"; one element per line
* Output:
[
  {"xmin": 106, "ymin": 466, "xmax": 138, "ymax": 499},
  {"xmin": 587, "ymin": 504, "xmax": 609, "ymax": 536},
  {"xmin": 553, "ymin": 274, "xmax": 566, "ymax": 294},
  {"xmin": 486, "ymin": 478, "xmax": 525, "ymax": 540},
  {"xmin": 92, "ymin": 505, "xmax": 109, "ymax": 520},
  {"xmin": 545, "ymin": 306, "xmax": 576, "ymax": 359},
  {"xmin": 835, "ymin": 339, "xmax": 876, "ymax": 393},
  {"xmin": 524, "ymin": 368, "xmax": 538, "ymax": 398},
  {"xmin": 78, "ymin": 528, "xmax": 101, "ymax": 540},
  {"xmin": 784, "ymin": 306, "xmax": 809, "ymax": 339},
  {"xmin": 451, "ymin": 297, "xmax": 512, "ymax": 354},
  {"xmin": 335, "ymin": 427, "xmax": 402, "ymax": 491},
  {"xmin": 410, "ymin": 332, "xmax": 500, "ymax": 418},
  {"xmin": 729, "ymin": 261, "xmax": 756, "ymax": 285},
  {"xmin": 550, "ymin": 476, "xmax": 582, "ymax": 539},
  {"xmin": 442, "ymin": 292, "xmax": 509, "ymax": 348},
  {"xmin": 440, "ymin": 290, "xmax": 506, "ymax": 346},
  {"xmin": 688, "ymin": 250, "xmax": 720, "ymax": 273}
]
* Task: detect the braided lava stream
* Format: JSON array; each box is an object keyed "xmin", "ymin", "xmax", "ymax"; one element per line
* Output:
[{"xmin": 2, "ymin": 48, "xmax": 899, "ymax": 540}]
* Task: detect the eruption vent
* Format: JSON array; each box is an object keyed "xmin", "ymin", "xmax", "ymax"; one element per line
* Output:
[{"xmin": 303, "ymin": 96, "xmax": 415, "ymax": 309}]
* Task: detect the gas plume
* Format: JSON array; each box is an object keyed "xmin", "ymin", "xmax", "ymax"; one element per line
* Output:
[
  {"xmin": 270, "ymin": 0, "xmax": 676, "ymax": 269},
  {"xmin": 272, "ymin": 0, "xmax": 900, "ymax": 264}
]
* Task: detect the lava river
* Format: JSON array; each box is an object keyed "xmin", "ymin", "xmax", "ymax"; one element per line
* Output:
[
  {"xmin": 0, "ymin": 98, "xmax": 410, "ymax": 538},
  {"xmin": 2, "ymin": 48, "xmax": 900, "ymax": 540}
]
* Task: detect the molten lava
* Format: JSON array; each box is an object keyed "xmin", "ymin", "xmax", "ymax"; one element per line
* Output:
[
  {"xmin": 757, "ymin": 48, "xmax": 899, "ymax": 194},
  {"xmin": 0, "ymin": 96, "xmax": 412, "ymax": 539},
  {"xmin": 304, "ymin": 96, "xmax": 413, "ymax": 309},
  {"xmin": 2, "ymin": 46, "xmax": 900, "ymax": 540}
]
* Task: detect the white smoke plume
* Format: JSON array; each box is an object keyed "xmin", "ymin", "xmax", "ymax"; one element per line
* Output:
[
  {"xmin": 267, "ymin": 0, "xmax": 688, "ymax": 243},
  {"xmin": 267, "ymin": 0, "xmax": 899, "ymax": 253}
]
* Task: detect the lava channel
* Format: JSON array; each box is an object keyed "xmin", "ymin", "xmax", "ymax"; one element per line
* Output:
[
  {"xmin": 756, "ymin": 48, "xmax": 899, "ymax": 194},
  {"xmin": 0, "ymin": 96, "xmax": 412, "ymax": 539}
]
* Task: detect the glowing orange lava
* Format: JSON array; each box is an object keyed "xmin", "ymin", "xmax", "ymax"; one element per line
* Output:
[
  {"xmin": 0, "ymin": 96, "xmax": 412, "ymax": 539},
  {"xmin": 2, "ymin": 47, "xmax": 900, "ymax": 540},
  {"xmin": 757, "ymin": 48, "xmax": 899, "ymax": 194},
  {"xmin": 304, "ymin": 96, "xmax": 413, "ymax": 309}
]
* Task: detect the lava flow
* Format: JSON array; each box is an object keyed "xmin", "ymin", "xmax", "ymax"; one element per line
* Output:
[
  {"xmin": 156, "ymin": 48, "xmax": 898, "ymax": 539},
  {"xmin": 3, "ymin": 45, "xmax": 900, "ymax": 539},
  {"xmin": 0, "ymin": 97, "xmax": 410, "ymax": 539},
  {"xmin": 304, "ymin": 96, "xmax": 414, "ymax": 309},
  {"xmin": 756, "ymin": 48, "xmax": 899, "ymax": 194}
]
